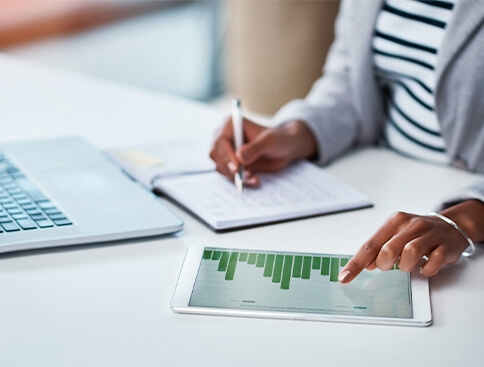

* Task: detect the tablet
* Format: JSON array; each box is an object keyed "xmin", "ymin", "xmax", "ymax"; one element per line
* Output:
[{"xmin": 171, "ymin": 246, "xmax": 432, "ymax": 327}]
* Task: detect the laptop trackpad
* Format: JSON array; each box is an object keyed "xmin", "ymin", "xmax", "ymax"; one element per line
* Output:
[{"xmin": 43, "ymin": 166, "xmax": 131, "ymax": 197}]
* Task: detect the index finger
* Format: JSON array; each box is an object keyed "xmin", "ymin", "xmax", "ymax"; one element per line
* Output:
[
  {"xmin": 338, "ymin": 215, "xmax": 402, "ymax": 284},
  {"xmin": 210, "ymin": 118, "xmax": 239, "ymax": 177},
  {"xmin": 338, "ymin": 239, "xmax": 383, "ymax": 284}
]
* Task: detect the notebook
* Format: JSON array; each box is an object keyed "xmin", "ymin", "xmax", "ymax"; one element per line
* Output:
[
  {"xmin": 108, "ymin": 142, "xmax": 372, "ymax": 231},
  {"xmin": 0, "ymin": 137, "xmax": 183, "ymax": 254}
]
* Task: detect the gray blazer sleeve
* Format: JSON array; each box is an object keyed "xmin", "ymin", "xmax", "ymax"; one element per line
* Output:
[
  {"xmin": 436, "ymin": 178, "xmax": 484, "ymax": 211},
  {"xmin": 271, "ymin": 0, "xmax": 365, "ymax": 166}
]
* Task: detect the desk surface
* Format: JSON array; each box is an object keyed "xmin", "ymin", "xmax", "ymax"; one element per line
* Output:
[{"xmin": 0, "ymin": 53, "xmax": 482, "ymax": 367}]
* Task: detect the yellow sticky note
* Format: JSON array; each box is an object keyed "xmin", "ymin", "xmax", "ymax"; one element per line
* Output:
[{"xmin": 118, "ymin": 150, "xmax": 165, "ymax": 167}]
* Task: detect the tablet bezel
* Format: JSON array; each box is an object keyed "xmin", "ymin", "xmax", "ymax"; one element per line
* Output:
[{"xmin": 171, "ymin": 246, "xmax": 432, "ymax": 327}]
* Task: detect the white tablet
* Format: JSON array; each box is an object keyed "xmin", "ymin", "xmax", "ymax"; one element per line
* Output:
[{"xmin": 171, "ymin": 246, "xmax": 432, "ymax": 327}]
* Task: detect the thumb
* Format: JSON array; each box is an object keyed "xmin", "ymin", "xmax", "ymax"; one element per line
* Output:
[{"xmin": 236, "ymin": 131, "xmax": 279, "ymax": 165}]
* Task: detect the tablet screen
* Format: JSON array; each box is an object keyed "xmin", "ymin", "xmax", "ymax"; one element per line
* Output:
[{"xmin": 189, "ymin": 248, "xmax": 413, "ymax": 319}]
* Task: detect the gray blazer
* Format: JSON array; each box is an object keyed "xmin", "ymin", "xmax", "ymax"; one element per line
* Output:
[{"xmin": 273, "ymin": 0, "xmax": 484, "ymax": 209}]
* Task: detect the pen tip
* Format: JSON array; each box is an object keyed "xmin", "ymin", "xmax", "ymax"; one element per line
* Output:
[{"xmin": 235, "ymin": 174, "xmax": 243, "ymax": 194}]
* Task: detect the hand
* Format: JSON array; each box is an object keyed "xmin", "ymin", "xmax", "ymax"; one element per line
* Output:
[
  {"xmin": 339, "ymin": 200, "xmax": 484, "ymax": 283},
  {"xmin": 210, "ymin": 117, "xmax": 317, "ymax": 186}
]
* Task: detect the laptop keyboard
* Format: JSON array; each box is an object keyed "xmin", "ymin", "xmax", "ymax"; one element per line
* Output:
[{"xmin": 0, "ymin": 153, "xmax": 73, "ymax": 233}]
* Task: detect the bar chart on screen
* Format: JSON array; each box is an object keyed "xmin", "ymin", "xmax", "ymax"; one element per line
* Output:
[{"xmin": 189, "ymin": 248, "xmax": 413, "ymax": 318}]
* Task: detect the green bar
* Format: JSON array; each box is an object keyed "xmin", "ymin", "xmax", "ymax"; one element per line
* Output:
[
  {"xmin": 263, "ymin": 254, "xmax": 275, "ymax": 277},
  {"xmin": 292, "ymin": 256, "xmax": 303, "ymax": 278},
  {"xmin": 312, "ymin": 256, "xmax": 321, "ymax": 270},
  {"xmin": 212, "ymin": 251, "xmax": 222, "ymax": 260},
  {"xmin": 202, "ymin": 250, "xmax": 212, "ymax": 260},
  {"xmin": 340, "ymin": 257, "xmax": 349, "ymax": 267},
  {"xmin": 301, "ymin": 256, "xmax": 312, "ymax": 279},
  {"xmin": 272, "ymin": 255, "xmax": 284, "ymax": 283},
  {"xmin": 281, "ymin": 256, "xmax": 293, "ymax": 290},
  {"xmin": 225, "ymin": 252, "xmax": 239, "ymax": 280},
  {"xmin": 330, "ymin": 257, "xmax": 340, "ymax": 282},
  {"xmin": 247, "ymin": 253, "xmax": 257, "ymax": 265},
  {"xmin": 256, "ymin": 254, "xmax": 266, "ymax": 268},
  {"xmin": 395, "ymin": 261, "xmax": 400, "ymax": 270},
  {"xmin": 321, "ymin": 257, "xmax": 330, "ymax": 276},
  {"xmin": 218, "ymin": 251, "xmax": 230, "ymax": 272},
  {"xmin": 239, "ymin": 252, "xmax": 248, "ymax": 262}
]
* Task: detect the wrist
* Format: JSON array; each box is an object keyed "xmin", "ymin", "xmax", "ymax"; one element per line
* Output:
[
  {"xmin": 440, "ymin": 200, "xmax": 484, "ymax": 244},
  {"xmin": 283, "ymin": 120, "xmax": 317, "ymax": 161}
]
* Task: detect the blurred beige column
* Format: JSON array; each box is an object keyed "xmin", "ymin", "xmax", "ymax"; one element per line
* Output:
[{"xmin": 225, "ymin": 0, "xmax": 340, "ymax": 116}]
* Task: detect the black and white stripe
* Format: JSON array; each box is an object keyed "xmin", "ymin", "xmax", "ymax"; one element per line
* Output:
[{"xmin": 373, "ymin": 0, "xmax": 456, "ymax": 163}]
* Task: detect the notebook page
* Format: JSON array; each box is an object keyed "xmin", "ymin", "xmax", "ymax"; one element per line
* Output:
[{"xmin": 155, "ymin": 161, "xmax": 371, "ymax": 230}]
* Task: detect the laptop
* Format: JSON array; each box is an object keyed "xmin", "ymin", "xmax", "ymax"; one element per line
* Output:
[{"xmin": 0, "ymin": 136, "xmax": 183, "ymax": 254}]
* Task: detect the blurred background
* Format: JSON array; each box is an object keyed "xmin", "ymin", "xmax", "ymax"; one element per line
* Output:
[{"xmin": 0, "ymin": 0, "xmax": 340, "ymax": 117}]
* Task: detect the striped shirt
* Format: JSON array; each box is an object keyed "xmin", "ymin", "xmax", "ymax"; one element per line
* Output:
[{"xmin": 373, "ymin": 0, "xmax": 457, "ymax": 163}]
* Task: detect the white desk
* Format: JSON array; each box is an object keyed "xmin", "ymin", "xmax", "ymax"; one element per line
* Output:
[{"xmin": 0, "ymin": 53, "xmax": 482, "ymax": 367}]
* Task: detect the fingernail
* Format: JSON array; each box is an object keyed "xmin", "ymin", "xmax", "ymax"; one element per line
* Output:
[
  {"xmin": 245, "ymin": 176, "xmax": 257, "ymax": 185},
  {"xmin": 338, "ymin": 270, "xmax": 351, "ymax": 283},
  {"xmin": 227, "ymin": 162, "xmax": 237, "ymax": 174}
]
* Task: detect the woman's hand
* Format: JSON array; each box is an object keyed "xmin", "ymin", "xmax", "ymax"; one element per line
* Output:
[
  {"xmin": 339, "ymin": 200, "xmax": 484, "ymax": 283},
  {"xmin": 209, "ymin": 118, "xmax": 317, "ymax": 186}
]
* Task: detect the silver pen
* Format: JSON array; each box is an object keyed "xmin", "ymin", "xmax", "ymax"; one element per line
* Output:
[{"xmin": 231, "ymin": 99, "xmax": 244, "ymax": 194}]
